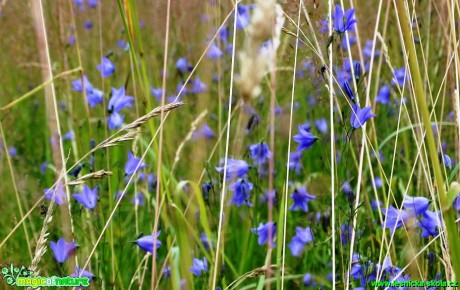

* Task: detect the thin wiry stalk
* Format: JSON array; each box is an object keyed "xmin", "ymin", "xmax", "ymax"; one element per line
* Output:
[
  {"xmin": 151, "ymin": 0, "xmax": 171, "ymax": 286},
  {"xmin": 394, "ymin": 0, "xmax": 460, "ymax": 278},
  {"xmin": 280, "ymin": 2, "xmax": 301, "ymax": 289},
  {"xmin": 31, "ymin": 0, "xmax": 76, "ymax": 271},
  {"xmin": 211, "ymin": 1, "xmax": 239, "ymax": 288},
  {"xmin": 328, "ymin": 0, "xmax": 336, "ymax": 288}
]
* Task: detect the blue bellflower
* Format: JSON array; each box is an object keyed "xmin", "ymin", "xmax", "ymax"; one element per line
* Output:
[
  {"xmin": 136, "ymin": 231, "xmax": 161, "ymax": 254},
  {"xmin": 248, "ymin": 142, "xmax": 272, "ymax": 165},
  {"xmin": 215, "ymin": 158, "xmax": 249, "ymax": 180},
  {"xmin": 176, "ymin": 57, "xmax": 191, "ymax": 73},
  {"xmin": 251, "ymin": 222, "xmax": 276, "ymax": 247},
  {"xmin": 236, "ymin": 4, "xmax": 252, "ymax": 29},
  {"xmin": 125, "ymin": 151, "xmax": 147, "ymax": 175},
  {"xmin": 391, "ymin": 67, "xmax": 408, "ymax": 87},
  {"xmin": 402, "ymin": 195, "xmax": 430, "ymax": 215},
  {"xmin": 343, "ymin": 81, "xmax": 355, "ymax": 103},
  {"xmin": 50, "ymin": 238, "xmax": 77, "ymax": 263},
  {"xmin": 192, "ymin": 124, "xmax": 215, "ymax": 140},
  {"xmin": 293, "ymin": 125, "xmax": 318, "ymax": 151},
  {"xmin": 73, "ymin": 186, "xmax": 98, "ymax": 209},
  {"xmin": 418, "ymin": 210, "xmax": 442, "ymax": 238},
  {"xmin": 108, "ymin": 87, "xmax": 134, "ymax": 113},
  {"xmin": 71, "ymin": 267, "xmax": 94, "ymax": 280},
  {"xmin": 44, "ymin": 181, "xmax": 67, "ymax": 205},
  {"xmin": 289, "ymin": 186, "xmax": 316, "ymax": 212},
  {"xmin": 229, "ymin": 179, "xmax": 253, "ymax": 207},
  {"xmin": 376, "ymin": 85, "xmax": 390, "ymax": 104},
  {"xmin": 350, "ymin": 104, "xmax": 376, "ymax": 129},
  {"xmin": 189, "ymin": 257, "xmax": 208, "ymax": 276},
  {"xmin": 334, "ymin": 5, "xmax": 357, "ymax": 34},
  {"xmin": 363, "ymin": 40, "xmax": 380, "ymax": 59},
  {"xmin": 97, "ymin": 57, "xmax": 115, "ymax": 78},
  {"xmin": 381, "ymin": 206, "xmax": 411, "ymax": 234},
  {"xmin": 289, "ymin": 150, "xmax": 303, "ymax": 174},
  {"xmin": 131, "ymin": 193, "xmax": 144, "ymax": 206},
  {"xmin": 315, "ymin": 118, "xmax": 328, "ymax": 134},
  {"xmin": 206, "ymin": 42, "xmax": 223, "ymax": 59},
  {"xmin": 108, "ymin": 112, "xmax": 124, "ymax": 130},
  {"xmin": 289, "ymin": 226, "xmax": 313, "ymax": 256}
]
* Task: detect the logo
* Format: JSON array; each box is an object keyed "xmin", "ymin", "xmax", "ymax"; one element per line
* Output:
[{"xmin": 1, "ymin": 264, "xmax": 89, "ymax": 288}]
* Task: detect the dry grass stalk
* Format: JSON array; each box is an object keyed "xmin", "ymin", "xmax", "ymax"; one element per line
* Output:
[
  {"xmin": 121, "ymin": 101, "xmax": 185, "ymax": 130},
  {"xmin": 237, "ymin": 0, "xmax": 285, "ymax": 101},
  {"xmin": 66, "ymin": 170, "xmax": 113, "ymax": 186},
  {"xmin": 98, "ymin": 130, "xmax": 139, "ymax": 148}
]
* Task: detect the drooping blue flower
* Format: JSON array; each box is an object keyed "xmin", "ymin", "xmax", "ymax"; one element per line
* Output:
[
  {"xmin": 219, "ymin": 25, "xmax": 229, "ymax": 42},
  {"xmin": 192, "ymin": 124, "xmax": 215, "ymax": 140},
  {"xmin": 68, "ymin": 164, "xmax": 82, "ymax": 178},
  {"xmin": 63, "ymin": 130, "xmax": 75, "ymax": 141},
  {"xmin": 259, "ymin": 190, "xmax": 276, "ymax": 205},
  {"xmin": 97, "ymin": 57, "xmax": 115, "ymax": 78},
  {"xmin": 288, "ymin": 236, "xmax": 306, "ymax": 257},
  {"xmin": 341, "ymin": 181, "xmax": 354, "ymax": 203},
  {"xmin": 289, "ymin": 186, "xmax": 316, "ymax": 212},
  {"xmin": 206, "ymin": 42, "xmax": 223, "ymax": 59},
  {"xmin": 162, "ymin": 265, "xmax": 171, "ymax": 279},
  {"xmin": 442, "ymin": 153, "xmax": 452, "ymax": 169},
  {"xmin": 190, "ymin": 77, "xmax": 207, "ymax": 94},
  {"xmin": 84, "ymin": 20, "xmax": 93, "ymax": 30},
  {"xmin": 199, "ymin": 232, "xmax": 213, "ymax": 250},
  {"xmin": 108, "ymin": 87, "xmax": 134, "ymax": 113},
  {"xmin": 136, "ymin": 231, "xmax": 161, "ymax": 254},
  {"xmin": 381, "ymin": 205, "xmax": 411, "ymax": 234},
  {"xmin": 289, "ymin": 226, "xmax": 313, "ymax": 256},
  {"xmin": 303, "ymin": 273, "xmax": 314, "ymax": 287},
  {"xmin": 371, "ymin": 199, "xmax": 382, "ymax": 211},
  {"xmin": 354, "ymin": 62, "xmax": 361, "ymax": 79},
  {"xmin": 72, "ymin": 75, "xmax": 93, "ymax": 92},
  {"xmin": 350, "ymin": 104, "xmax": 376, "ymax": 129},
  {"xmin": 288, "ymin": 150, "xmax": 303, "ymax": 174},
  {"xmin": 248, "ymin": 142, "xmax": 272, "ymax": 165},
  {"xmin": 73, "ymin": 186, "xmax": 98, "ymax": 210},
  {"xmin": 453, "ymin": 194, "xmax": 460, "ymax": 211},
  {"xmin": 87, "ymin": 89, "xmax": 104, "ymax": 108},
  {"xmin": 151, "ymin": 87, "xmax": 163, "ymax": 103},
  {"xmin": 236, "ymin": 4, "xmax": 252, "ymax": 30},
  {"xmin": 315, "ymin": 118, "xmax": 328, "ymax": 134},
  {"xmin": 333, "ymin": 5, "xmax": 357, "ymax": 34},
  {"xmin": 176, "ymin": 57, "xmax": 191, "ymax": 73},
  {"xmin": 44, "ymin": 181, "xmax": 67, "ymax": 205},
  {"xmin": 87, "ymin": 0, "xmax": 98, "ymax": 8},
  {"xmin": 343, "ymin": 81, "xmax": 355, "ymax": 103},
  {"xmin": 229, "ymin": 179, "xmax": 253, "ymax": 207},
  {"xmin": 189, "ymin": 257, "xmax": 208, "ymax": 276},
  {"xmin": 215, "ymin": 158, "xmax": 249, "ymax": 180},
  {"xmin": 131, "ymin": 193, "xmax": 144, "ymax": 206},
  {"xmin": 376, "ymin": 85, "xmax": 390, "ymax": 104},
  {"xmin": 50, "ymin": 238, "xmax": 77, "ymax": 263},
  {"xmin": 418, "ymin": 210, "xmax": 441, "ymax": 238},
  {"xmin": 251, "ymin": 222, "xmax": 276, "ymax": 247},
  {"xmin": 373, "ymin": 177, "xmax": 383, "ymax": 189},
  {"xmin": 68, "ymin": 35, "xmax": 76, "ymax": 46},
  {"xmin": 125, "ymin": 151, "xmax": 147, "ymax": 175},
  {"xmin": 107, "ymin": 112, "xmax": 124, "ymax": 130},
  {"xmin": 391, "ymin": 67, "xmax": 408, "ymax": 87},
  {"xmin": 8, "ymin": 146, "xmax": 17, "ymax": 157},
  {"xmin": 402, "ymin": 195, "xmax": 430, "ymax": 215},
  {"xmin": 363, "ymin": 40, "xmax": 380, "ymax": 59},
  {"xmin": 293, "ymin": 125, "xmax": 318, "ymax": 151},
  {"xmin": 41, "ymin": 161, "xmax": 48, "ymax": 174}
]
